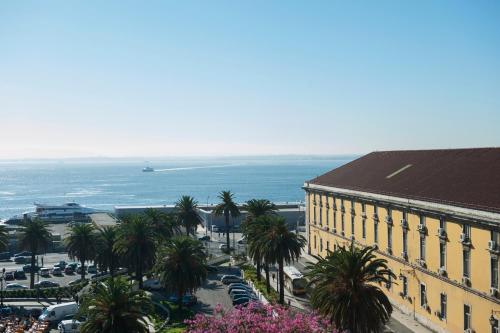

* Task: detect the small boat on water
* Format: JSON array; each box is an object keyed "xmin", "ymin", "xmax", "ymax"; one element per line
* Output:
[{"xmin": 142, "ymin": 167, "xmax": 154, "ymax": 172}]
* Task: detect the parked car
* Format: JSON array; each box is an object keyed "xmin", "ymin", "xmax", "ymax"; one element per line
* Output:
[
  {"xmin": 91, "ymin": 271, "xmax": 108, "ymax": 280},
  {"xmin": 143, "ymin": 279, "xmax": 161, "ymax": 291},
  {"xmin": 0, "ymin": 307, "xmax": 13, "ymax": 315},
  {"xmin": 218, "ymin": 244, "xmax": 235, "ymax": 251},
  {"xmin": 5, "ymin": 283, "xmax": 28, "ymax": 290},
  {"xmin": 0, "ymin": 252, "xmax": 11, "ymax": 260},
  {"xmin": 230, "ymin": 290, "xmax": 251, "ymax": 300},
  {"xmin": 4, "ymin": 271, "xmax": 15, "ymax": 281},
  {"xmin": 67, "ymin": 262, "xmax": 78, "ymax": 270},
  {"xmin": 58, "ymin": 319, "xmax": 81, "ymax": 333},
  {"xmin": 207, "ymin": 265, "xmax": 218, "ymax": 273},
  {"xmin": 198, "ymin": 235, "xmax": 210, "ymax": 241},
  {"xmin": 53, "ymin": 261, "xmax": 67, "ymax": 269},
  {"xmin": 35, "ymin": 280, "xmax": 60, "ymax": 288},
  {"xmin": 23, "ymin": 264, "xmax": 40, "ymax": 273},
  {"xmin": 14, "ymin": 270, "xmax": 26, "ymax": 279},
  {"xmin": 64, "ymin": 266, "xmax": 75, "ymax": 274},
  {"xmin": 52, "ymin": 267, "xmax": 63, "ymax": 276},
  {"xmin": 76, "ymin": 265, "xmax": 86, "ymax": 274},
  {"xmin": 40, "ymin": 267, "xmax": 51, "ymax": 277},
  {"xmin": 39, "ymin": 302, "xmax": 78, "ymax": 323},
  {"xmin": 87, "ymin": 265, "xmax": 97, "ymax": 274},
  {"xmin": 228, "ymin": 284, "xmax": 252, "ymax": 293},
  {"xmin": 237, "ymin": 237, "xmax": 246, "ymax": 244},
  {"xmin": 221, "ymin": 275, "xmax": 243, "ymax": 285},
  {"xmin": 14, "ymin": 251, "xmax": 32, "ymax": 258},
  {"xmin": 232, "ymin": 296, "xmax": 251, "ymax": 306},
  {"xmin": 14, "ymin": 256, "xmax": 29, "ymax": 264}
]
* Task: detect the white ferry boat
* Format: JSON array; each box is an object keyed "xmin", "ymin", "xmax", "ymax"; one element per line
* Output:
[
  {"xmin": 34, "ymin": 202, "xmax": 97, "ymax": 222},
  {"xmin": 142, "ymin": 166, "xmax": 154, "ymax": 172},
  {"xmin": 5, "ymin": 203, "xmax": 97, "ymax": 224}
]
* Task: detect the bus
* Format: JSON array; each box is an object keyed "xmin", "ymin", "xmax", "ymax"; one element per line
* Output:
[{"xmin": 283, "ymin": 266, "xmax": 307, "ymax": 295}]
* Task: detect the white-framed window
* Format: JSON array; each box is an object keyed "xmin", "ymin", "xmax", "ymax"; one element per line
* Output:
[
  {"xmin": 420, "ymin": 234, "xmax": 426, "ymax": 261},
  {"xmin": 320, "ymin": 238, "xmax": 323, "ymax": 252},
  {"xmin": 439, "ymin": 242, "xmax": 446, "ymax": 268},
  {"xmin": 492, "ymin": 256, "xmax": 499, "ymax": 289},
  {"xmin": 401, "ymin": 276, "xmax": 408, "ymax": 296},
  {"xmin": 440, "ymin": 293, "xmax": 447, "ymax": 320},
  {"xmin": 463, "ymin": 249, "xmax": 471, "ymax": 278},
  {"xmin": 463, "ymin": 224, "xmax": 471, "ymax": 239},
  {"xmin": 420, "ymin": 283, "xmax": 427, "ymax": 307},
  {"xmin": 463, "ymin": 304, "xmax": 471, "ymax": 330},
  {"xmin": 387, "ymin": 225, "xmax": 393, "ymax": 251},
  {"xmin": 402, "ymin": 229, "xmax": 408, "ymax": 255}
]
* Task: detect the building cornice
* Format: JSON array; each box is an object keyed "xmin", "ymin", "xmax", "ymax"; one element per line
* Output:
[{"xmin": 304, "ymin": 183, "xmax": 500, "ymax": 228}]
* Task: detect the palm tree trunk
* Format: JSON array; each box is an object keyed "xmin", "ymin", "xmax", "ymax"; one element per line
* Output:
[
  {"xmin": 178, "ymin": 287, "xmax": 183, "ymax": 311},
  {"xmin": 137, "ymin": 253, "xmax": 143, "ymax": 289},
  {"xmin": 80, "ymin": 258, "xmax": 85, "ymax": 281},
  {"xmin": 29, "ymin": 253, "xmax": 36, "ymax": 289},
  {"xmin": 278, "ymin": 257, "xmax": 285, "ymax": 305},
  {"xmin": 109, "ymin": 251, "xmax": 114, "ymax": 277},
  {"xmin": 225, "ymin": 212, "xmax": 230, "ymax": 252},
  {"xmin": 256, "ymin": 259, "xmax": 262, "ymax": 282},
  {"xmin": 264, "ymin": 262, "xmax": 270, "ymax": 294}
]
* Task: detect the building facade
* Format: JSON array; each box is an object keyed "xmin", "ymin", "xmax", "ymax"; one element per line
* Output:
[{"xmin": 304, "ymin": 149, "xmax": 500, "ymax": 333}]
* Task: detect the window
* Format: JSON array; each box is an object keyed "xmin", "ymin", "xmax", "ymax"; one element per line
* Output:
[
  {"xmin": 402, "ymin": 276, "xmax": 408, "ymax": 296},
  {"xmin": 333, "ymin": 209, "xmax": 337, "ymax": 232},
  {"xmin": 492, "ymin": 317, "xmax": 499, "ymax": 333},
  {"xmin": 326, "ymin": 241, "xmax": 329, "ymax": 252},
  {"xmin": 463, "ymin": 224, "xmax": 471, "ymax": 239},
  {"xmin": 341, "ymin": 213, "xmax": 345, "ymax": 235},
  {"xmin": 439, "ymin": 242, "xmax": 446, "ymax": 268},
  {"xmin": 402, "ymin": 229, "xmax": 408, "ymax": 255},
  {"xmin": 463, "ymin": 304, "xmax": 471, "ymax": 330},
  {"xmin": 440, "ymin": 293, "xmax": 447, "ymax": 320},
  {"xmin": 387, "ymin": 207, "xmax": 392, "ymax": 218},
  {"xmin": 387, "ymin": 225, "xmax": 393, "ymax": 251},
  {"xmin": 374, "ymin": 205, "xmax": 378, "ymax": 216},
  {"xmin": 351, "ymin": 215, "xmax": 355, "ymax": 236},
  {"xmin": 319, "ymin": 196, "xmax": 323, "ymax": 226},
  {"xmin": 362, "ymin": 218, "xmax": 366, "ymax": 239},
  {"xmin": 420, "ymin": 215, "xmax": 426, "ymax": 226},
  {"xmin": 334, "ymin": 244, "xmax": 338, "ymax": 251},
  {"xmin": 320, "ymin": 238, "xmax": 323, "ymax": 252},
  {"xmin": 439, "ymin": 217, "xmax": 445, "ymax": 229},
  {"xmin": 313, "ymin": 197, "xmax": 317, "ymax": 224},
  {"xmin": 326, "ymin": 199, "xmax": 329, "ymax": 227},
  {"xmin": 420, "ymin": 284, "xmax": 427, "ymax": 307},
  {"xmin": 492, "ymin": 256, "xmax": 499, "ymax": 289},
  {"xmin": 362, "ymin": 203, "xmax": 366, "ymax": 214},
  {"xmin": 463, "ymin": 249, "xmax": 470, "ymax": 278},
  {"xmin": 402, "ymin": 210, "xmax": 407, "ymax": 221},
  {"xmin": 374, "ymin": 221, "xmax": 378, "ymax": 243},
  {"xmin": 420, "ymin": 234, "xmax": 426, "ymax": 261},
  {"xmin": 314, "ymin": 235, "xmax": 317, "ymax": 249}
]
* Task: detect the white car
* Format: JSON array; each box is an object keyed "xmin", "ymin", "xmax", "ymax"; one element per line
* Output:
[
  {"xmin": 40, "ymin": 267, "xmax": 51, "ymax": 277},
  {"xmin": 58, "ymin": 319, "xmax": 81, "ymax": 333},
  {"xmin": 5, "ymin": 283, "xmax": 28, "ymax": 290}
]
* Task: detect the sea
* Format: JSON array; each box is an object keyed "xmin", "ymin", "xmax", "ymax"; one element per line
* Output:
[{"xmin": 0, "ymin": 156, "xmax": 355, "ymax": 220}]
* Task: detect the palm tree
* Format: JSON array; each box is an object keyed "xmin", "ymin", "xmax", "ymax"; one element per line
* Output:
[
  {"xmin": 65, "ymin": 223, "xmax": 97, "ymax": 281},
  {"xmin": 241, "ymin": 199, "xmax": 277, "ymax": 281},
  {"xmin": 95, "ymin": 226, "xmax": 119, "ymax": 276},
  {"xmin": 80, "ymin": 277, "xmax": 152, "ymax": 333},
  {"xmin": 175, "ymin": 196, "xmax": 203, "ymax": 236},
  {"xmin": 0, "ymin": 225, "xmax": 9, "ymax": 252},
  {"xmin": 257, "ymin": 216, "xmax": 305, "ymax": 304},
  {"xmin": 115, "ymin": 216, "xmax": 156, "ymax": 289},
  {"xmin": 144, "ymin": 208, "xmax": 179, "ymax": 242},
  {"xmin": 18, "ymin": 218, "xmax": 52, "ymax": 288},
  {"xmin": 155, "ymin": 236, "xmax": 207, "ymax": 310},
  {"xmin": 305, "ymin": 244, "xmax": 396, "ymax": 333},
  {"xmin": 213, "ymin": 191, "xmax": 240, "ymax": 252}
]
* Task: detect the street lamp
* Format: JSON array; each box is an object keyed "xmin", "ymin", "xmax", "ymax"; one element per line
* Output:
[
  {"xmin": 490, "ymin": 310, "xmax": 500, "ymax": 328},
  {"xmin": 206, "ymin": 196, "xmax": 210, "ymax": 236}
]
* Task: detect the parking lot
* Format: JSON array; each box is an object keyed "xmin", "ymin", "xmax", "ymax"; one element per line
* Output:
[{"xmin": 0, "ymin": 252, "xmax": 94, "ymax": 289}]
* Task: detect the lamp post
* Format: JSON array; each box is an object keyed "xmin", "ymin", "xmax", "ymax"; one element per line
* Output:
[
  {"xmin": 0, "ymin": 268, "xmax": 5, "ymax": 307},
  {"xmin": 206, "ymin": 196, "xmax": 210, "ymax": 236},
  {"xmin": 490, "ymin": 310, "xmax": 500, "ymax": 329}
]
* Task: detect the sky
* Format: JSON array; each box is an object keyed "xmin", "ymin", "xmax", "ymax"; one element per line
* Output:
[{"xmin": 0, "ymin": 1, "xmax": 499, "ymax": 159}]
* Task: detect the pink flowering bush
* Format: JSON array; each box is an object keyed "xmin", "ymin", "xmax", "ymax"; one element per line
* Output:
[{"xmin": 185, "ymin": 302, "xmax": 339, "ymax": 333}]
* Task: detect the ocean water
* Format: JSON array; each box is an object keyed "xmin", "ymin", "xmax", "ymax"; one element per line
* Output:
[{"xmin": 0, "ymin": 156, "xmax": 354, "ymax": 219}]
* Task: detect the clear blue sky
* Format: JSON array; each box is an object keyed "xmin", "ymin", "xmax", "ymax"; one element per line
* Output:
[{"xmin": 1, "ymin": 1, "xmax": 499, "ymax": 158}]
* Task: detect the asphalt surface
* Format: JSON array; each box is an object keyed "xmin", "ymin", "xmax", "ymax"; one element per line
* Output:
[{"xmin": 0, "ymin": 253, "xmax": 93, "ymax": 289}]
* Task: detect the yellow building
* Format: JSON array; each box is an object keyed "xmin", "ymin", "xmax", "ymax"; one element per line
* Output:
[{"xmin": 304, "ymin": 149, "xmax": 500, "ymax": 333}]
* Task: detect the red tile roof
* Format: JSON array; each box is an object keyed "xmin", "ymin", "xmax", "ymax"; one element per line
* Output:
[{"xmin": 309, "ymin": 148, "xmax": 500, "ymax": 214}]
